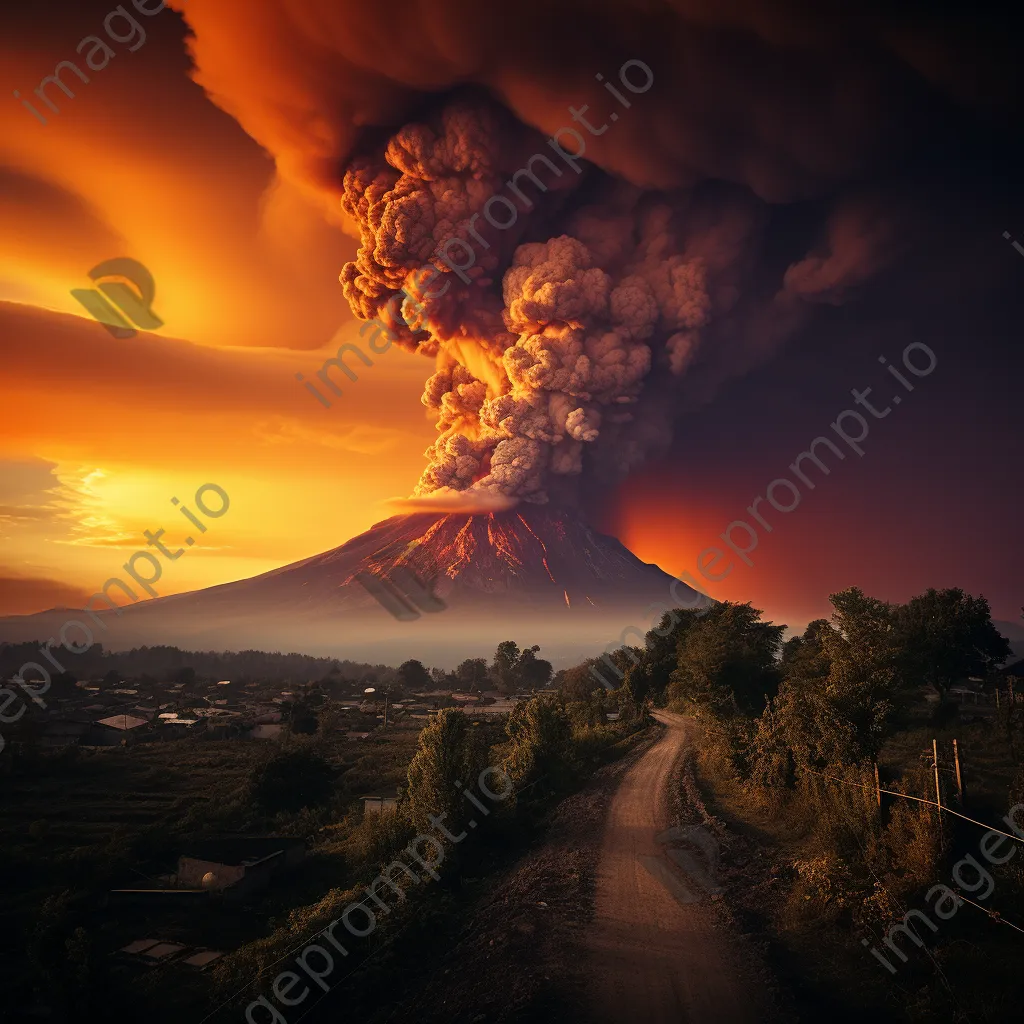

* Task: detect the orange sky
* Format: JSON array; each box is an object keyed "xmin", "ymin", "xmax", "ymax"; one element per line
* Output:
[
  {"xmin": 2, "ymin": 1, "xmax": 1020, "ymax": 635},
  {"xmin": 0, "ymin": 5, "xmax": 441, "ymax": 613}
]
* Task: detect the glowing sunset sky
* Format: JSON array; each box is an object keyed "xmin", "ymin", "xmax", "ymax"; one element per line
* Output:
[{"xmin": 1, "ymin": 0, "xmax": 1021, "ymax": 634}]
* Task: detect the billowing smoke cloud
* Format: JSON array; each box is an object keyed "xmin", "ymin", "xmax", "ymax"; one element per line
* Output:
[
  {"xmin": 336, "ymin": 89, "xmax": 738, "ymax": 503},
  {"xmin": 167, "ymin": 0, "xmax": 1021, "ymax": 505}
]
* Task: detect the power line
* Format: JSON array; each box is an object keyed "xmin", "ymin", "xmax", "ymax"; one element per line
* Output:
[
  {"xmin": 954, "ymin": 892, "xmax": 1024, "ymax": 936},
  {"xmin": 800, "ymin": 767, "xmax": 1024, "ymax": 846}
]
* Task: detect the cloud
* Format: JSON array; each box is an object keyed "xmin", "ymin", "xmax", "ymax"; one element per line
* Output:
[
  {"xmin": 0, "ymin": 4, "xmax": 357, "ymax": 351},
  {"xmin": 166, "ymin": 0, "xmax": 1021, "ymax": 209},
  {"xmin": 0, "ymin": 573, "xmax": 93, "ymax": 616},
  {"xmin": 252, "ymin": 416, "xmax": 414, "ymax": 455},
  {"xmin": 385, "ymin": 489, "xmax": 519, "ymax": 514}
]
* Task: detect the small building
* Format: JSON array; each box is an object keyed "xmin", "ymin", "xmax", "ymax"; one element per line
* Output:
[
  {"xmin": 96, "ymin": 713, "xmax": 149, "ymax": 731},
  {"xmin": 87, "ymin": 714, "xmax": 150, "ymax": 745},
  {"xmin": 361, "ymin": 793, "xmax": 399, "ymax": 814},
  {"xmin": 176, "ymin": 837, "xmax": 306, "ymax": 901}
]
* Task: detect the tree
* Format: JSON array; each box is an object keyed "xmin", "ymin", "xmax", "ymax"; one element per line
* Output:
[
  {"xmin": 173, "ymin": 666, "xmax": 197, "ymax": 697},
  {"xmin": 284, "ymin": 694, "xmax": 319, "ymax": 735},
  {"xmin": 455, "ymin": 658, "xmax": 489, "ymax": 691},
  {"xmin": 643, "ymin": 607, "xmax": 707, "ymax": 697},
  {"xmin": 101, "ymin": 669, "xmax": 120, "ymax": 690},
  {"xmin": 894, "ymin": 587, "xmax": 1011, "ymax": 695},
  {"xmin": 516, "ymin": 645, "xmax": 553, "ymax": 690},
  {"xmin": 556, "ymin": 663, "xmax": 599, "ymax": 702},
  {"xmin": 669, "ymin": 602, "xmax": 784, "ymax": 716},
  {"xmin": 491, "ymin": 641, "xmax": 521, "ymax": 692},
  {"xmin": 503, "ymin": 694, "xmax": 572, "ymax": 791},
  {"xmin": 397, "ymin": 659, "xmax": 432, "ymax": 690},
  {"xmin": 779, "ymin": 619, "xmax": 833, "ymax": 683},
  {"xmin": 750, "ymin": 591, "xmax": 908, "ymax": 787},
  {"xmin": 622, "ymin": 661, "xmax": 653, "ymax": 715},
  {"xmin": 249, "ymin": 749, "xmax": 334, "ymax": 812},
  {"xmin": 50, "ymin": 671, "xmax": 78, "ymax": 699},
  {"xmin": 406, "ymin": 709, "xmax": 483, "ymax": 832}
]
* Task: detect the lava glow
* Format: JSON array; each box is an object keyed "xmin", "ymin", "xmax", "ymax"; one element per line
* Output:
[{"xmin": 516, "ymin": 513, "xmax": 557, "ymax": 585}]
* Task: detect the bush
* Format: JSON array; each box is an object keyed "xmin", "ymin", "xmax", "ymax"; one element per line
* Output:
[
  {"xmin": 344, "ymin": 807, "xmax": 416, "ymax": 872},
  {"xmin": 249, "ymin": 748, "xmax": 335, "ymax": 813}
]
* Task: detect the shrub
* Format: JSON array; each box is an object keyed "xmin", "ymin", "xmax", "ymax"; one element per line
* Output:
[{"xmin": 249, "ymin": 748, "xmax": 335, "ymax": 813}]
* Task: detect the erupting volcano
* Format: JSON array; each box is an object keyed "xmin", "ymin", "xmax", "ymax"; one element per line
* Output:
[{"xmin": 0, "ymin": 509, "xmax": 704, "ymax": 667}]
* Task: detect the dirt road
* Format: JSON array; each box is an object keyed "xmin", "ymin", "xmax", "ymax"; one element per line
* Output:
[{"xmin": 585, "ymin": 710, "xmax": 761, "ymax": 1023}]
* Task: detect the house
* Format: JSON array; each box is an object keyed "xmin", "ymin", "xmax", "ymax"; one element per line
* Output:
[
  {"xmin": 96, "ymin": 713, "xmax": 149, "ymax": 731},
  {"xmin": 361, "ymin": 793, "xmax": 399, "ymax": 814},
  {"xmin": 176, "ymin": 837, "xmax": 306, "ymax": 901},
  {"xmin": 87, "ymin": 714, "xmax": 150, "ymax": 745}
]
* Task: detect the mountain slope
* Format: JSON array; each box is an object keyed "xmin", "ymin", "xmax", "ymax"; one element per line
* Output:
[{"xmin": 0, "ymin": 509, "xmax": 705, "ymax": 667}]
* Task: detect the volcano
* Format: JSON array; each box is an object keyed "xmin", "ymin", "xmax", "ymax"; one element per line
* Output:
[{"xmin": 0, "ymin": 509, "xmax": 705, "ymax": 667}]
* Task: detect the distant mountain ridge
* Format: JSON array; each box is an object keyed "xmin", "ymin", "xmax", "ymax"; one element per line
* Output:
[{"xmin": 0, "ymin": 509, "xmax": 706, "ymax": 668}]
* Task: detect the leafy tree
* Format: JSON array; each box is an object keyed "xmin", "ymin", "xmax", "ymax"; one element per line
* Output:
[
  {"xmin": 503, "ymin": 694, "xmax": 571, "ymax": 790},
  {"xmin": 643, "ymin": 606, "xmax": 708, "ymax": 697},
  {"xmin": 555, "ymin": 663, "xmax": 600, "ymax": 702},
  {"xmin": 455, "ymin": 658, "xmax": 489, "ymax": 691},
  {"xmin": 516, "ymin": 645, "xmax": 553, "ymax": 690},
  {"xmin": 491, "ymin": 641, "xmax": 521, "ymax": 692},
  {"xmin": 669, "ymin": 602, "xmax": 784, "ymax": 716},
  {"xmin": 284, "ymin": 694, "xmax": 319, "ymax": 735},
  {"xmin": 101, "ymin": 669, "xmax": 120, "ymax": 689},
  {"xmin": 398, "ymin": 659, "xmax": 432, "ymax": 690},
  {"xmin": 751, "ymin": 591, "xmax": 908, "ymax": 787},
  {"xmin": 406, "ymin": 709, "xmax": 483, "ymax": 832},
  {"xmin": 250, "ymin": 749, "xmax": 334, "ymax": 812},
  {"xmin": 893, "ymin": 587, "xmax": 1011, "ymax": 695},
  {"xmin": 779, "ymin": 619, "xmax": 833, "ymax": 681},
  {"xmin": 622, "ymin": 661, "xmax": 653, "ymax": 715}
]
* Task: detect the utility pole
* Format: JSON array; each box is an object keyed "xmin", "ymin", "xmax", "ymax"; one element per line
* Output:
[
  {"xmin": 383, "ymin": 688, "xmax": 390, "ymax": 730},
  {"xmin": 953, "ymin": 738, "xmax": 964, "ymax": 804},
  {"xmin": 873, "ymin": 761, "xmax": 882, "ymax": 810},
  {"xmin": 933, "ymin": 738, "xmax": 943, "ymax": 823}
]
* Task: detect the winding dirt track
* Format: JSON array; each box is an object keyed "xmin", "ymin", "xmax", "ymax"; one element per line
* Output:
[{"xmin": 585, "ymin": 710, "xmax": 760, "ymax": 1023}]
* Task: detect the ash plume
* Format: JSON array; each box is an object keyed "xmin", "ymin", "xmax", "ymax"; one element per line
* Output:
[
  {"xmin": 338, "ymin": 91, "xmax": 724, "ymax": 504},
  {"xmin": 167, "ymin": 0, "xmax": 1022, "ymax": 507}
]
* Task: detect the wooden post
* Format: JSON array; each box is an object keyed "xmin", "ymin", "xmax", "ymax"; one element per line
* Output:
[
  {"xmin": 933, "ymin": 738, "xmax": 943, "ymax": 823},
  {"xmin": 873, "ymin": 761, "xmax": 882, "ymax": 809},
  {"xmin": 953, "ymin": 739, "xmax": 964, "ymax": 804}
]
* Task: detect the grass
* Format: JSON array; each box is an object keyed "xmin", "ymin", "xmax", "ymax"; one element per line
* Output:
[{"xmin": 687, "ymin": 700, "xmax": 1024, "ymax": 1024}]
